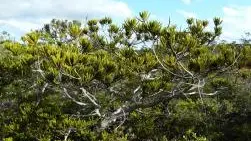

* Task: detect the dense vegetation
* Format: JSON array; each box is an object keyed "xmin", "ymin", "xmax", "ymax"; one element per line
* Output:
[{"xmin": 1, "ymin": 11, "xmax": 251, "ymax": 141}]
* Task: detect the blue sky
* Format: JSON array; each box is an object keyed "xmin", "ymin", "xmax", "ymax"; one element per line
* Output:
[{"xmin": 0, "ymin": 0, "xmax": 251, "ymax": 41}]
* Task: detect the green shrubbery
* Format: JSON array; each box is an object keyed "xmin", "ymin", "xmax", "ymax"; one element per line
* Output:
[{"xmin": 1, "ymin": 11, "xmax": 251, "ymax": 140}]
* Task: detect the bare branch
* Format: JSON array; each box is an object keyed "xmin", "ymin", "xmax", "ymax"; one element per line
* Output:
[
  {"xmin": 186, "ymin": 79, "xmax": 205, "ymax": 91},
  {"xmin": 80, "ymin": 87, "xmax": 100, "ymax": 107},
  {"xmin": 61, "ymin": 72, "xmax": 81, "ymax": 80},
  {"xmin": 101, "ymin": 90, "xmax": 175, "ymax": 129},
  {"xmin": 32, "ymin": 59, "xmax": 45, "ymax": 79},
  {"xmin": 115, "ymin": 108, "xmax": 126, "ymax": 131},
  {"xmin": 152, "ymin": 40, "xmax": 182, "ymax": 77},
  {"xmin": 42, "ymin": 83, "xmax": 48, "ymax": 93},
  {"xmin": 63, "ymin": 88, "xmax": 87, "ymax": 106},
  {"xmin": 177, "ymin": 61, "xmax": 194, "ymax": 77},
  {"xmin": 64, "ymin": 128, "xmax": 74, "ymax": 141}
]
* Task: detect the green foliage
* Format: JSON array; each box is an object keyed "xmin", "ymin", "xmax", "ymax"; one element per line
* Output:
[{"xmin": 1, "ymin": 11, "xmax": 251, "ymax": 141}]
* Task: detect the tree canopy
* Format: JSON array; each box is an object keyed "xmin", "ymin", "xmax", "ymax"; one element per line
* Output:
[{"xmin": 1, "ymin": 11, "xmax": 251, "ymax": 141}]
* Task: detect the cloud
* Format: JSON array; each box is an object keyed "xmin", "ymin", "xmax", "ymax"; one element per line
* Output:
[
  {"xmin": 181, "ymin": 0, "xmax": 203, "ymax": 6},
  {"xmin": 221, "ymin": 5, "xmax": 251, "ymax": 41},
  {"xmin": 0, "ymin": 19, "xmax": 51, "ymax": 32},
  {"xmin": 177, "ymin": 10, "xmax": 197, "ymax": 18},
  {"xmin": 181, "ymin": 0, "xmax": 192, "ymax": 5},
  {"xmin": 0, "ymin": 0, "xmax": 132, "ymax": 38}
]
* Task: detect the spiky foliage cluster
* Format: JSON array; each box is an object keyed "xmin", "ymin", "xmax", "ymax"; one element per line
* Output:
[{"xmin": 1, "ymin": 11, "xmax": 251, "ymax": 140}]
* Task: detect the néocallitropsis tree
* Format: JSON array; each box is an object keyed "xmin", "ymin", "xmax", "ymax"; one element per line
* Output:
[{"xmin": 1, "ymin": 11, "xmax": 250, "ymax": 140}]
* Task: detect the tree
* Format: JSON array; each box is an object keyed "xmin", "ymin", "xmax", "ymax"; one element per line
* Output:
[{"xmin": 1, "ymin": 11, "xmax": 250, "ymax": 140}]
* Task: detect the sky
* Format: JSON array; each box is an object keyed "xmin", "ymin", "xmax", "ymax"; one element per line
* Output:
[{"xmin": 0, "ymin": 0, "xmax": 251, "ymax": 41}]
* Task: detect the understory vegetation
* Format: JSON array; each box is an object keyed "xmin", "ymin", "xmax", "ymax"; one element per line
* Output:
[{"xmin": 1, "ymin": 11, "xmax": 251, "ymax": 140}]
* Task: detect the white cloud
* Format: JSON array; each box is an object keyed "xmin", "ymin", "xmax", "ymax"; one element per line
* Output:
[
  {"xmin": 181, "ymin": 0, "xmax": 192, "ymax": 5},
  {"xmin": 0, "ymin": 0, "xmax": 132, "ymax": 38},
  {"xmin": 181, "ymin": 0, "xmax": 203, "ymax": 5},
  {"xmin": 177, "ymin": 10, "xmax": 197, "ymax": 18},
  {"xmin": 221, "ymin": 5, "xmax": 251, "ymax": 41},
  {"xmin": 0, "ymin": 19, "xmax": 52, "ymax": 32}
]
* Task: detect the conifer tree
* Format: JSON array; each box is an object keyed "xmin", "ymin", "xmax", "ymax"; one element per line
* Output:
[{"xmin": 1, "ymin": 11, "xmax": 251, "ymax": 140}]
